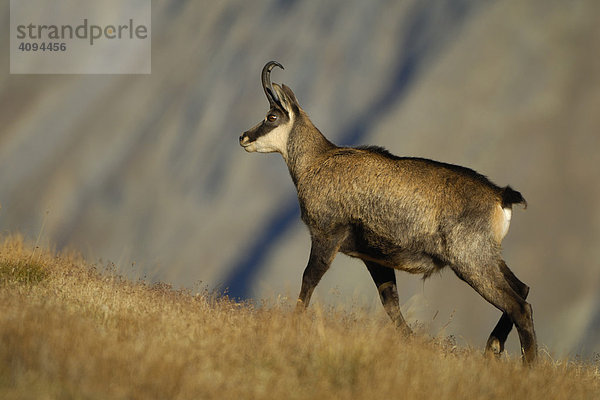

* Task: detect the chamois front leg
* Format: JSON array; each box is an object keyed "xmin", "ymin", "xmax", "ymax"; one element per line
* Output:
[
  {"xmin": 364, "ymin": 260, "xmax": 412, "ymax": 336},
  {"xmin": 296, "ymin": 233, "xmax": 343, "ymax": 312}
]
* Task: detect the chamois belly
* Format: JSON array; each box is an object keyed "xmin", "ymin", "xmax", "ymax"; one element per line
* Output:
[{"xmin": 339, "ymin": 228, "xmax": 446, "ymax": 277}]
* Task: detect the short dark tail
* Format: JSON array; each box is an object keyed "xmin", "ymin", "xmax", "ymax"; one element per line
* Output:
[{"xmin": 501, "ymin": 186, "xmax": 527, "ymax": 209}]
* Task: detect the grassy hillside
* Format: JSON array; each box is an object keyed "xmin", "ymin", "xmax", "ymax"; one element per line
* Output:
[{"xmin": 0, "ymin": 235, "xmax": 598, "ymax": 399}]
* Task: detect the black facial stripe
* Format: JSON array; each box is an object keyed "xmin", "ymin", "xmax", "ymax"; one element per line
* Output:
[
  {"xmin": 243, "ymin": 106, "xmax": 290, "ymax": 142},
  {"xmin": 245, "ymin": 122, "xmax": 277, "ymax": 142}
]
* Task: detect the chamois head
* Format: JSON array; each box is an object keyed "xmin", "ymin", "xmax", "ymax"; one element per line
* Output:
[{"xmin": 239, "ymin": 61, "xmax": 300, "ymax": 159}]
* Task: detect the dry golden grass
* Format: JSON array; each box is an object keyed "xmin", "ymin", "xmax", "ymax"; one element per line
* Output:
[{"xmin": 0, "ymin": 235, "xmax": 598, "ymax": 399}]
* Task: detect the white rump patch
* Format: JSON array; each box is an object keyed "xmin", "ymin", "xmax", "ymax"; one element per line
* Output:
[{"xmin": 500, "ymin": 206, "xmax": 512, "ymax": 239}]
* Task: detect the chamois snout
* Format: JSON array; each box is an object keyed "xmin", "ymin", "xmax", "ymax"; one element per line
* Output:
[
  {"xmin": 239, "ymin": 124, "xmax": 262, "ymax": 153},
  {"xmin": 239, "ymin": 132, "xmax": 250, "ymax": 146}
]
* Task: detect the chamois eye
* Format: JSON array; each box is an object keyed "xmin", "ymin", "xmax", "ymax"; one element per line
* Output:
[{"xmin": 267, "ymin": 114, "xmax": 277, "ymax": 122}]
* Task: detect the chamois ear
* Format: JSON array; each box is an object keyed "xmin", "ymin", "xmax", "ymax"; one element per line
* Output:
[
  {"xmin": 281, "ymin": 85, "xmax": 299, "ymax": 106},
  {"xmin": 272, "ymin": 84, "xmax": 300, "ymax": 114}
]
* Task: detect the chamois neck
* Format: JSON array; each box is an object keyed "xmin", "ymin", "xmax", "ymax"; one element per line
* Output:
[{"xmin": 285, "ymin": 111, "xmax": 336, "ymax": 184}]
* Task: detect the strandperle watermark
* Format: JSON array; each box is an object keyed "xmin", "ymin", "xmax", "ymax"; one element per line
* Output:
[
  {"xmin": 16, "ymin": 19, "xmax": 148, "ymax": 46},
  {"xmin": 10, "ymin": 0, "xmax": 151, "ymax": 74}
]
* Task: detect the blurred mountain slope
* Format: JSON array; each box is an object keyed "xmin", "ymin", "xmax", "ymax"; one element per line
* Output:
[{"xmin": 1, "ymin": 0, "xmax": 599, "ymax": 356}]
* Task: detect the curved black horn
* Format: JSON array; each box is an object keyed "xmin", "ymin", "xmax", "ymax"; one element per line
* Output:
[{"xmin": 261, "ymin": 61, "xmax": 284, "ymax": 108}]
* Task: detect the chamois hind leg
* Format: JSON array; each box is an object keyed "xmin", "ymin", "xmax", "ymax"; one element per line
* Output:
[
  {"xmin": 485, "ymin": 261, "xmax": 530, "ymax": 356},
  {"xmin": 452, "ymin": 261, "xmax": 537, "ymax": 364},
  {"xmin": 364, "ymin": 260, "xmax": 412, "ymax": 336}
]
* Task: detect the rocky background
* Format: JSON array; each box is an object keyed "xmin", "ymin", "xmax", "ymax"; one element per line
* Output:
[{"xmin": 1, "ymin": 0, "xmax": 599, "ymax": 356}]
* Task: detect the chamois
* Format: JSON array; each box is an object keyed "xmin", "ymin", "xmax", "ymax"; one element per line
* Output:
[{"xmin": 239, "ymin": 61, "xmax": 537, "ymax": 363}]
